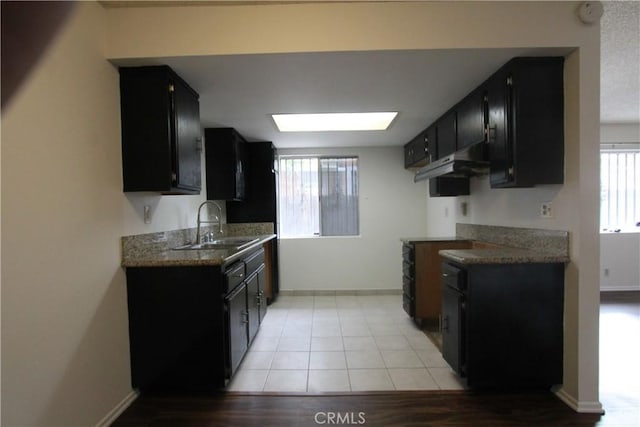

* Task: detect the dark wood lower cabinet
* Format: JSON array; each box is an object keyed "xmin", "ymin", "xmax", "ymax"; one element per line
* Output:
[
  {"xmin": 441, "ymin": 260, "xmax": 564, "ymax": 389},
  {"xmin": 125, "ymin": 246, "xmax": 267, "ymax": 392},
  {"xmin": 225, "ymin": 281, "xmax": 249, "ymax": 379},
  {"xmin": 402, "ymin": 240, "xmax": 473, "ymax": 328},
  {"xmin": 126, "ymin": 266, "xmax": 224, "ymax": 391}
]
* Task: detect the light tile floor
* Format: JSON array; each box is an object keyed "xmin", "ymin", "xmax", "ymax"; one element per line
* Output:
[{"xmin": 227, "ymin": 294, "xmax": 465, "ymax": 392}]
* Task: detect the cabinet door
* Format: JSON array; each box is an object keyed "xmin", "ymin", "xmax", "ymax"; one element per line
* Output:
[
  {"xmin": 120, "ymin": 67, "xmax": 172, "ymax": 192},
  {"xmin": 227, "ymin": 142, "xmax": 277, "ymax": 225},
  {"xmin": 120, "ymin": 66, "xmax": 201, "ymax": 195},
  {"xmin": 403, "ymin": 131, "xmax": 428, "ymax": 169},
  {"xmin": 205, "ymin": 128, "xmax": 246, "ymax": 201},
  {"xmin": 172, "ymin": 78, "xmax": 201, "ymax": 192},
  {"xmin": 456, "ymin": 89, "xmax": 486, "ymax": 150},
  {"xmin": 246, "ymin": 272, "xmax": 260, "ymax": 344},
  {"xmin": 441, "ymin": 285, "xmax": 465, "ymax": 376},
  {"xmin": 486, "ymin": 67, "xmax": 514, "ymax": 187},
  {"xmin": 403, "ymin": 140, "xmax": 416, "ymax": 168},
  {"xmin": 257, "ymin": 265, "xmax": 267, "ymax": 324},
  {"xmin": 436, "ymin": 111, "xmax": 457, "ymax": 158},
  {"xmin": 225, "ymin": 283, "xmax": 248, "ymax": 378},
  {"xmin": 425, "ymin": 125, "xmax": 437, "ymax": 161},
  {"xmin": 234, "ymin": 134, "xmax": 247, "ymax": 200}
]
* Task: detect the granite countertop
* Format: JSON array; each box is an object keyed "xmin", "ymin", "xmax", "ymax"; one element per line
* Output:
[
  {"xmin": 122, "ymin": 234, "xmax": 276, "ymax": 267},
  {"xmin": 438, "ymin": 247, "xmax": 570, "ymax": 265},
  {"xmin": 405, "ymin": 224, "xmax": 571, "ymax": 265},
  {"xmin": 401, "ymin": 236, "xmax": 467, "ymax": 243},
  {"xmin": 121, "ymin": 223, "xmax": 277, "ymax": 268}
]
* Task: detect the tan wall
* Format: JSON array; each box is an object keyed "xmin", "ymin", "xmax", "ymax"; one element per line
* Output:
[{"xmin": 0, "ymin": 2, "xmax": 207, "ymax": 425}]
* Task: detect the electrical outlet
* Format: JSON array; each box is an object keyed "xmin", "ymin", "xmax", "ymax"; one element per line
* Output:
[
  {"xmin": 604, "ymin": 268, "xmax": 610, "ymax": 277},
  {"xmin": 540, "ymin": 202, "xmax": 553, "ymax": 218}
]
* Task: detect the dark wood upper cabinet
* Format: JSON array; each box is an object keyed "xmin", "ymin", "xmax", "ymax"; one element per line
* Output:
[
  {"xmin": 429, "ymin": 177, "xmax": 470, "ymax": 197},
  {"xmin": 119, "ymin": 65, "xmax": 201, "ymax": 195},
  {"xmin": 226, "ymin": 141, "xmax": 277, "ymax": 225},
  {"xmin": 425, "ymin": 125, "xmax": 437, "ymax": 162},
  {"xmin": 435, "ymin": 111, "xmax": 457, "ymax": 158},
  {"xmin": 456, "ymin": 88, "xmax": 487, "ymax": 150},
  {"xmin": 403, "ymin": 130, "xmax": 429, "ymax": 169},
  {"xmin": 204, "ymin": 128, "xmax": 247, "ymax": 201},
  {"xmin": 486, "ymin": 66, "xmax": 511, "ymax": 187},
  {"xmin": 487, "ymin": 57, "xmax": 564, "ymax": 188},
  {"xmin": 404, "ymin": 56, "xmax": 564, "ymax": 192}
]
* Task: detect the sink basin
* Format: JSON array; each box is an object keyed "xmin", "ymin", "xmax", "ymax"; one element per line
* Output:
[{"xmin": 172, "ymin": 237, "xmax": 261, "ymax": 251}]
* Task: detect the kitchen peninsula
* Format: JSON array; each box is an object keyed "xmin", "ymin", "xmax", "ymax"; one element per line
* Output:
[{"xmin": 403, "ymin": 223, "xmax": 570, "ymax": 389}]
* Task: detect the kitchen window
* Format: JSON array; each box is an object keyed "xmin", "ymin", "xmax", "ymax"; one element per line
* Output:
[
  {"xmin": 600, "ymin": 145, "xmax": 640, "ymax": 233},
  {"xmin": 278, "ymin": 156, "xmax": 359, "ymax": 237}
]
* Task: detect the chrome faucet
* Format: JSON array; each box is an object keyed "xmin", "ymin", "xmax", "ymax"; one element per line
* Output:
[{"xmin": 196, "ymin": 201, "xmax": 223, "ymax": 244}]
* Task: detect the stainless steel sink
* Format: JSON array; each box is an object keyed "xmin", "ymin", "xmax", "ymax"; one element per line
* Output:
[{"xmin": 172, "ymin": 237, "xmax": 260, "ymax": 251}]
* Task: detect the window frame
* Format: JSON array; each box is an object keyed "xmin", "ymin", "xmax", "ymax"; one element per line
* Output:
[
  {"xmin": 277, "ymin": 154, "xmax": 360, "ymax": 239},
  {"xmin": 600, "ymin": 143, "xmax": 640, "ymax": 234}
]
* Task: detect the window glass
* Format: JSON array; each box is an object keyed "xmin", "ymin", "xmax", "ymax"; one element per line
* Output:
[
  {"xmin": 279, "ymin": 156, "xmax": 359, "ymax": 237},
  {"xmin": 600, "ymin": 147, "xmax": 640, "ymax": 232}
]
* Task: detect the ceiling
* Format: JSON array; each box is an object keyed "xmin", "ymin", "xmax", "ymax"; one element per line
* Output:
[
  {"xmin": 600, "ymin": 0, "xmax": 640, "ymax": 124},
  {"xmin": 111, "ymin": 2, "xmax": 639, "ymax": 149}
]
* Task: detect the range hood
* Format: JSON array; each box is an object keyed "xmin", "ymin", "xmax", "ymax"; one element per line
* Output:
[{"xmin": 414, "ymin": 142, "xmax": 489, "ymax": 182}]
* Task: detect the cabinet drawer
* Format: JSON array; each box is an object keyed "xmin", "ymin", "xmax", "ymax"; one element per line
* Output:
[
  {"xmin": 402, "ymin": 275, "xmax": 414, "ymax": 295},
  {"xmin": 402, "ymin": 260, "xmax": 415, "ymax": 278},
  {"xmin": 245, "ymin": 248, "xmax": 265, "ymax": 276},
  {"xmin": 442, "ymin": 262, "xmax": 466, "ymax": 291},
  {"xmin": 224, "ymin": 262, "xmax": 246, "ymax": 293}
]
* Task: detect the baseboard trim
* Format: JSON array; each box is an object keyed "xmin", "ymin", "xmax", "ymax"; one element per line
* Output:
[
  {"xmin": 96, "ymin": 389, "xmax": 139, "ymax": 427},
  {"xmin": 553, "ymin": 387, "xmax": 604, "ymax": 414},
  {"xmin": 279, "ymin": 289, "xmax": 402, "ymax": 296}
]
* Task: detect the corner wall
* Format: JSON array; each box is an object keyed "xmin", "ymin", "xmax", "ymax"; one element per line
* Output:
[{"xmin": 1, "ymin": 3, "xmax": 206, "ymax": 425}]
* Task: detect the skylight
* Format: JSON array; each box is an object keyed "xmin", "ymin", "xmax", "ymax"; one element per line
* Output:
[{"xmin": 272, "ymin": 112, "xmax": 397, "ymax": 132}]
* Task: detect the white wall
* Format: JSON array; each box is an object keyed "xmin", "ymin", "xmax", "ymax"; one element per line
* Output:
[
  {"xmin": 599, "ymin": 122, "xmax": 640, "ymax": 291},
  {"xmin": 1, "ymin": 3, "xmax": 207, "ymax": 425},
  {"xmin": 600, "ymin": 122, "xmax": 640, "ymax": 143},
  {"xmin": 278, "ymin": 147, "xmax": 427, "ymax": 292},
  {"xmin": 600, "ymin": 233, "xmax": 640, "ymax": 291}
]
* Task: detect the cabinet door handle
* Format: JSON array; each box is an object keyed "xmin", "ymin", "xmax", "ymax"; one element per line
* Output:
[
  {"xmin": 442, "ymin": 315, "xmax": 449, "ymax": 332},
  {"xmin": 442, "ymin": 273, "xmax": 451, "ymax": 278}
]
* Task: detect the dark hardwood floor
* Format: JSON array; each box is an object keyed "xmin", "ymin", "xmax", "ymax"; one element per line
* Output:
[
  {"xmin": 113, "ymin": 391, "xmax": 604, "ymax": 426},
  {"xmin": 114, "ymin": 291, "xmax": 639, "ymax": 426}
]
